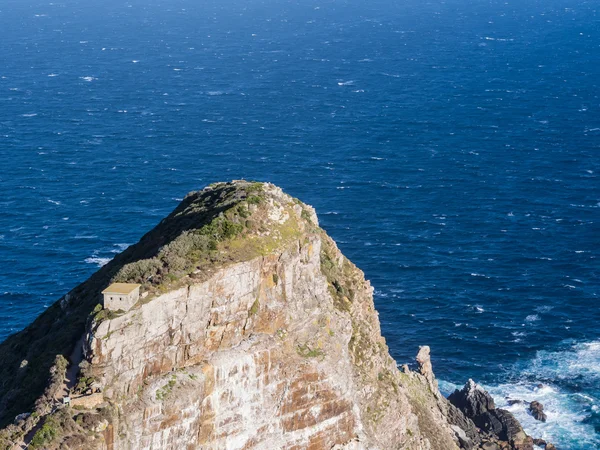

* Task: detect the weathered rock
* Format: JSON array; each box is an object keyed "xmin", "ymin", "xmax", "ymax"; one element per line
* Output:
[
  {"xmin": 448, "ymin": 380, "xmax": 533, "ymax": 450},
  {"xmin": 545, "ymin": 444, "xmax": 557, "ymax": 450},
  {"xmin": 481, "ymin": 442, "xmax": 501, "ymax": 450},
  {"xmin": 0, "ymin": 181, "xmax": 538, "ymax": 450},
  {"xmin": 529, "ymin": 401, "xmax": 547, "ymax": 422},
  {"xmin": 446, "ymin": 402, "xmax": 480, "ymax": 448},
  {"xmin": 0, "ymin": 182, "xmax": 467, "ymax": 450},
  {"xmin": 416, "ymin": 345, "xmax": 438, "ymax": 392},
  {"xmin": 448, "ymin": 379, "xmax": 495, "ymax": 419}
]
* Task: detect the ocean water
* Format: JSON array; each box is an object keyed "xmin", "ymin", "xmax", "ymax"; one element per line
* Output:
[{"xmin": 0, "ymin": 0, "xmax": 598, "ymax": 447}]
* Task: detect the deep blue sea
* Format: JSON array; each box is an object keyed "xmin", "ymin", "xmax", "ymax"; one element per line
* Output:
[{"xmin": 0, "ymin": 0, "xmax": 598, "ymax": 447}]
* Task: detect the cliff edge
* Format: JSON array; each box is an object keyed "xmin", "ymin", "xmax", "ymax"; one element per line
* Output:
[{"xmin": 0, "ymin": 181, "xmax": 535, "ymax": 450}]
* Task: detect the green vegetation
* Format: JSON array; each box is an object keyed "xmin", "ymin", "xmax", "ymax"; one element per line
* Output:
[
  {"xmin": 29, "ymin": 408, "xmax": 77, "ymax": 450},
  {"xmin": 296, "ymin": 343, "xmax": 325, "ymax": 359},
  {"xmin": 93, "ymin": 308, "xmax": 125, "ymax": 324},
  {"xmin": 301, "ymin": 209, "xmax": 313, "ymax": 223},
  {"xmin": 249, "ymin": 299, "xmax": 260, "ymax": 316},
  {"xmin": 320, "ymin": 236, "xmax": 356, "ymax": 312},
  {"xmin": 30, "ymin": 416, "xmax": 59, "ymax": 449},
  {"xmin": 246, "ymin": 195, "xmax": 262, "ymax": 205},
  {"xmin": 155, "ymin": 375, "xmax": 177, "ymax": 401},
  {"xmin": 112, "ymin": 184, "xmax": 270, "ymax": 295}
]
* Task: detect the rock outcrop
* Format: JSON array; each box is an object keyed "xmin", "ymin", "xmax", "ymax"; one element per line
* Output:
[
  {"xmin": 529, "ymin": 401, "xmax": 547, "ymax": 423},
  {"xmin": 0, "ymin": 181, "xmax": 534, "ymax": 450},
  {"xmin": 448, "ymin": 380, "xmax": 534, "ymax": 450}
]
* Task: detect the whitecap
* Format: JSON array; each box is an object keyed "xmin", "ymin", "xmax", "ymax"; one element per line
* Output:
[
  {"xmin": 478, "ymin": 341, "xmax": 600, "ymax": 448},
  {"xmin": 85, "ymin": 257, "xmax": 111, "ymax": 267},
  {"xmin": 525, "ymin": 314, "xmax": 540, "ymax": 322},
  {"xmin": 21, "ymin": 113, "xmax": 38, "ymax": 117},
  {"xmin": 47, "ymin": 73, "xmax": 59, "ymax": 77},
  {"xmin": 111, "ymin": 243, "xmax": 130, "ymax": 253},
  {"xmin": 80, "ymin": 76, "xmax": 97, "ymax": 82},
  {"xmin": 47, "ymin": 199, "xmax": 61, "ymax": 205},
  {"xmin": 337, "ymin": 80, "xmax": 355, "ymax": 86}
]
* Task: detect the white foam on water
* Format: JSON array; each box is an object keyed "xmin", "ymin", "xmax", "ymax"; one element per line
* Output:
[
  {"xmin": 111, "ymin": 243, "xmax": 131, "ymax": 253},
  {"xmin": 442, "ymin": 341, "xmax": 600, "ymax": 449},
  {"xmin": 80, "ymin": 76, "xmax": 97, "ymax": 82},
  {"xmin": 85, "ymin": 257, "xmax": 111, "ymax": 267}
]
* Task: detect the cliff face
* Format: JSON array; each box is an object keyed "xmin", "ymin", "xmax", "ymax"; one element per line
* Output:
[{"xmin": 0, "ymin": 182, "xmax": 500, "ymax": 449}]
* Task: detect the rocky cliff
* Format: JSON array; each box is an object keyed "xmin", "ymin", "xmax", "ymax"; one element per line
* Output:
[{"xmin": 0, "ymin": 181, "xmax": 539, "ymax": 450}]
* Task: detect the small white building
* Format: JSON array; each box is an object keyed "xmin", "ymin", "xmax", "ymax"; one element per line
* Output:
[{"xmin": 102, "ymin": 283, "xmax": 141, "ymax": 311}]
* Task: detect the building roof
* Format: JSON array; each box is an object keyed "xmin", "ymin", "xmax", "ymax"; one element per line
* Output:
[{"xmin": 102, "ymin": 283, "xmax": 141, "ymax": 295}]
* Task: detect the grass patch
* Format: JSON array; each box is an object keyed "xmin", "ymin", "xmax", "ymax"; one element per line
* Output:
[
  {"xmin": 155, "ymin": 375, "xmax": 177, "ymax": 401},
  {"xmin": 249, "ymin": 299, "xmax": 260, "ymax": 316},
  {"xmin": 296, "ymin": 344, "xmax": 325, "ymax": 359}
]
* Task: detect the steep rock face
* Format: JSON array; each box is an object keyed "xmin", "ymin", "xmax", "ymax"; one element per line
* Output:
[
  {"xmin": 0, "ymin": 181, "xmax": 468, "ymax": 449},
  {"xmin": 84, "ymin": 183, "xmax": 459, "ymax": 449}
]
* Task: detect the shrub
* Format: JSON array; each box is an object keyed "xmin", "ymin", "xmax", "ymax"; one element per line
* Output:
[
  {"xmin": 114, "ymin": 259, "xmax": 162, "ymax": 284},
  {"xmin": 30, "ymin": 416, "xmax": 59, "ymax": 449}
]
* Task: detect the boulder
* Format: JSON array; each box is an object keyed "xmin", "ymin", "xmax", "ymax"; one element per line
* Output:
[
  {"xmin": 450, "ymin": 424, "xmax": 472, "ymax": 449},
  {"xmin": 529, "ymin": 401, "xmax": 547, "ymax": 422}
]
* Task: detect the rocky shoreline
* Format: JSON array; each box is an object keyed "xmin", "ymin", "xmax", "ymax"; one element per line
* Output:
[{"xmin": 414, "ymin": 349, "xmax": 556, "ymax": 450}]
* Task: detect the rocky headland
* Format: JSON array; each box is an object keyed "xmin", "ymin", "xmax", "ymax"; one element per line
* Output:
[{"xmin": 0, "ymin": 181, "xmax": 553, "ymax": 449}]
